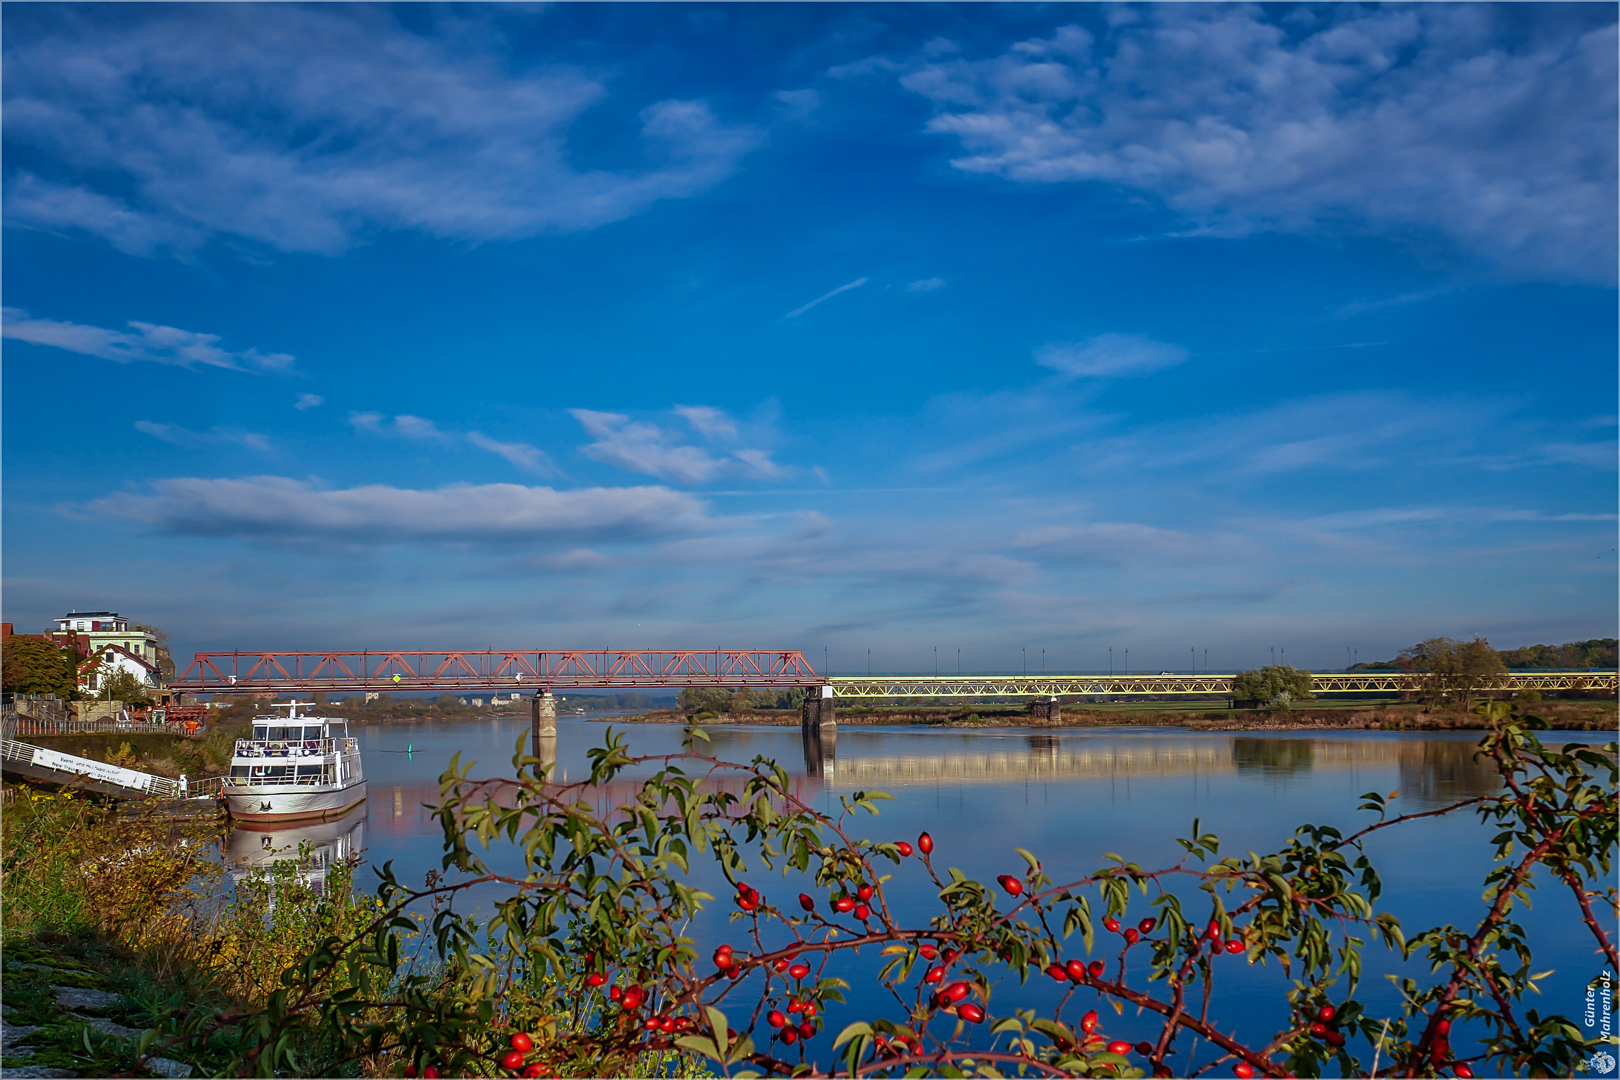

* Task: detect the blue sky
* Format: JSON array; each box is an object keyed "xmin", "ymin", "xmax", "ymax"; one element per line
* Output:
[{"xmin": 3, "ymin": 3, "xmax": 1615, "ymax": 674}]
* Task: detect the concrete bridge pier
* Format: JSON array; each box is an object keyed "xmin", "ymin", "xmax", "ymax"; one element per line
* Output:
[
  {"xmin": 531, "ymin": 690, "xmax": 557, "ymax": 758},
  {"xmin": 802, "ymin": 685, "xmax": 836, "ymax": 737},
  {"xmin": 1030, "ymin": 697, "xmax": 1062, "ymax": 724}
]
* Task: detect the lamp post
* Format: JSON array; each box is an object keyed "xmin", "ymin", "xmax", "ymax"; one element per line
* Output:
[
  {"xmin": 1109, "ymin": 647, "xmax": 1113, "ymax": 676},
  {"xmin": 934, "ymin": 646, "xmax": 938, "ymax": 677},
  {"xmin": 1022, "ymin": 646, "xmax": 1027, "ymax": 676}
]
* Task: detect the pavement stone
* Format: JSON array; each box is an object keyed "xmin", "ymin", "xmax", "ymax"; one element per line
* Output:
[{"xmin": 51, "ymin": 988, "xmax": 119, "ymax": 1012}]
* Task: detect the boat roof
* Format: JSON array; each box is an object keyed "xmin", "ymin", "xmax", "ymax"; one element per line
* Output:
[{"xmin": 255, "ymin": 701, "xmax": 348, "ymax": 722}]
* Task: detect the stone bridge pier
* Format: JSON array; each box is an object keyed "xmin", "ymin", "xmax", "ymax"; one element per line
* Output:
[
  {"xmin": 531, "ymin": 690, "xmax": 557, "ymax": 764},
  {"xmin": 1030, "ymin": 697, "xmax": 1063, "ymax": 723},
  {"xmin": 801, "ymin": 685, "xmax": 836, "ymax": 737}
]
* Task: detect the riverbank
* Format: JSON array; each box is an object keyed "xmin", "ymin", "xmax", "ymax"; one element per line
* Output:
[{"xmin": 602, "ymin": 699, "xmax": 1616, "ymax": 731}]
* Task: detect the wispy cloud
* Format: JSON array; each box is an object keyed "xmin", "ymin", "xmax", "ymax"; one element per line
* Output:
[
  {"xmin": 906, "ymin": 278, "xmax": 947, "ymax": 292},
  {"xmin": 294, "ymin": 393, "xmax": 324, "ymax": 411},
  {"xmin": 467, "ymin": 432, "xmax": 556, "ymax": 477},
  {"xmin": 351, "ymin": 411, "xmax": 555, "ymax": 475},
  {"xmin": 1034, "ymin": 333, "xmax": 1187, "ymax": 379},
  {"xmin": 3, "ymin": 6, "xmax": 762, "ymax": 257},
  {"xmin": 3, "ymin": 307, "xmax": 294, "ymax": 373},
  {"xmin": 134, "ymin": 421, "xmax": 272, "ymax": 452},
  {"xmin": 899, "ymin": 7, "xmax": 1618, "ymax": 283},
  {"xmin": 88, "ymin": 476, "xmax": 709, "ymax": 544},
  {"xmin": 572, "ymin": 407, "xmax": 785, "ymax": 484},
  {"xmin": 786, "ymin": 277, "xmax": 868, "ymax": 318}
]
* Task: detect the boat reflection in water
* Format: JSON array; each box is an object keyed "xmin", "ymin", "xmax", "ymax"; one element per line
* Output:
[{"xmin": 225, "ymin": 803, "xmax": 368, "ymax": 897}]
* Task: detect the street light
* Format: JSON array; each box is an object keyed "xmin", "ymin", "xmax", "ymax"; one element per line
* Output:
[
  {"xmin": 1109, "ymin": 646, "xmax": 1113, "ymax": 676},
  {"xmin": 934, "ymin": 646, "xmax": 938, "ymax": 677},
  {"xmin": 1022, "ymin": 646, "xmax": 1027, "ymax": 676}
]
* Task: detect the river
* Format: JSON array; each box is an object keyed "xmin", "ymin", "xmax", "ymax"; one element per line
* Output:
[{"xmin": 225, "ymin": 715, "xmax": 1617, "ymax": 1075}]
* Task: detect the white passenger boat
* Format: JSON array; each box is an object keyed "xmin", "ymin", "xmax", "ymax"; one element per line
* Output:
[{"xmin": 225, "ymin": 701, "xmax": 366, "ymax": 823}]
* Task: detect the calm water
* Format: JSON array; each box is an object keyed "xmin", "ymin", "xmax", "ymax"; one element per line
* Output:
[{"xmin": 231, "ymin": 717, "xmax": 1616, "ymax": 1075}]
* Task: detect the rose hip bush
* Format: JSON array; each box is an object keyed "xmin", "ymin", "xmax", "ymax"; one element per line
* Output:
[{"xmin": 144, "ymin": 704, "xmax": 1615, "ymax": 1077}]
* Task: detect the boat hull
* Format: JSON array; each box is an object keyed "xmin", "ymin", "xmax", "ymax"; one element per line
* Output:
[{"xmin": 226, "ymin": 781, "xmax": 368, "ymax": 825}]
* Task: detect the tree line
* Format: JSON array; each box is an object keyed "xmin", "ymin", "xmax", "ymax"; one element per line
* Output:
[{"xmin": 1352, "ymin": 636, "xmax": 1617, "ymax": 672}]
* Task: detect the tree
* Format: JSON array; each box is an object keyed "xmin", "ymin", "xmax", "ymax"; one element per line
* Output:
[
  {"xmin": 1, "ymin": 637, "xmax": 77, "ymax": 698},
  {"xmin": 1230, "ymin": 665, "xmax": 1314, "ymax": 710},
  {"xmin": 1399, "ymin": 636, "xmax": 1505, "ymax": 711},
  {"xmin": 678, "ymin": 687, "xmax": 733, "ymax": 714},
  {"xmin": 99, "ymin": 668, "xmax": 153, "ymax": 707}
]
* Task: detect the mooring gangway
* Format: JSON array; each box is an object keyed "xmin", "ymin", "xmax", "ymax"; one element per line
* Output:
[{"xmin": 0, "ymin": 713, "xmax": 222, "ymax": 799}]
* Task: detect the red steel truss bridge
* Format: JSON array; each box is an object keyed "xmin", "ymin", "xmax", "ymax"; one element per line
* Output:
[{"xmin": 171, "ymin": 649, "xmax": 818, "ymax": 694}]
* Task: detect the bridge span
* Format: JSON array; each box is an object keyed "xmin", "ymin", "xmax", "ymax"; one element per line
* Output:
[{"xmin": 170, "ymin": 649, "xmax": 1618, "ymax": 699}]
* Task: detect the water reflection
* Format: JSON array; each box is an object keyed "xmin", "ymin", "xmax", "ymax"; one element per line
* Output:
[
  {"xmin": 225, "ymin": 804, "xmax": 368, "ymax": 893},
  {"xmin": 797, "ymin": 727, "xmax": 1506, "ymax": 805}
]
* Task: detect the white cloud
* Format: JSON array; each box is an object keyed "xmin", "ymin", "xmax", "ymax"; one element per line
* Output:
[
  {"xmin": 3, "ymin": 6, "xmax": 762, "ymax": 256},
  {"xmin": 348, "ymin": 412, "xmax": 448, "ymax": 441},
  {"xmin": 88, "ymin": 476, "xmax": 709, "ymax": 543},
  {"xmin": 572, "ymin": 407, "xmax": 784, "ymax": 484},
  {"xmin": 774, "ymin": 89, "xmax": 821, "ymax": 120},
  {"xmin": 1010, "ymin": 522, "xmax": 1233, "ymax": 565},
  {"xmin": 786, "ymin": 277, "xmax": 868, "ymax": 318},
  {"xmin": 134, "ymin": 421, "xmax": 271, "ymax": 452},
  {"xmin": 1034, "ymin": 333, "xmax": 1188, "ymax": 379},
  {"xmin": 906, "ymin": 278, "xmax": 947, "ymax": 292},
  {"xmin": 900, "ymin": 7, "xmax": 1617, "ymax": 282},
  {"xmin": 294, "ymin": 393, "xmax": 324, "ymax": 410},
  {"xmin": 3, "ymin": 307, "xmax": 295, "ymax": 373},
  {"xmin": 467, "ymin": 431, "xmax": 556, "ymax": 477}
]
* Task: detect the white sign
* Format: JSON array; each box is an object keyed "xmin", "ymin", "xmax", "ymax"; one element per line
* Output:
[{"xmin": 31, "ymin": 746, "xmax": 163, "ymax": 793}]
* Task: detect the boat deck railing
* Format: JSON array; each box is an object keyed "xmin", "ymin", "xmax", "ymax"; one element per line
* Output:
[{"xmin": 233, "ymin": 737, "xmax": 358, "ymax": 759}]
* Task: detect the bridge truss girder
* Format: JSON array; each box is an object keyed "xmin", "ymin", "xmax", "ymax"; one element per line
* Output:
[{"xmin": 824, "ymin": 672, "xmax": 1618, "ymax": 698}]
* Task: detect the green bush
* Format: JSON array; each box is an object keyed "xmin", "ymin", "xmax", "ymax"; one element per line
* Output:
[{"xmin": 1231, "ymin": 665, "xmax": 1315, "ymax": 710}]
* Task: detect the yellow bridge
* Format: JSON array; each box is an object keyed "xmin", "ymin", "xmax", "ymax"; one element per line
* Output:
[{"xmin": 824, "ymin": 671, "xmax": 1618, "ymax": 699}]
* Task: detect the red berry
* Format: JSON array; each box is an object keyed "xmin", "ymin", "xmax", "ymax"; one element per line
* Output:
[
  {"xmin": 714, "ymin": 948, "xmax": 734, "ymax": 969},
  {"xmin": 645, "ymin": 1015, "xmax": 660, "ymax": 1030},
  {"xmin": 609, "ymin": 984, "xmax": 622, "ymax": 1001},
  {"xmin": 857, "ymin": 884, "xmax": 874, "ymax": 901},
  {"xmin": 788, "ymin": 999, "xmax": 804, "ymax": 1014},
  {"xmin": 523, "ymin": 1067, "xmax": 544, "ymax": 1079},
  {"xmin": 727, "ymin": 964, "xmax": 744, "ymax": 980},
  {"xmin": 789, "ymin": 962, "xmax": 811, "ymax": 979},
  {"xmin": 918, "ymin": 832, "xmax": 934, "ymax": 854},
  {"xmin": 405, "ymin": 1068, "xmax": 418, "ymax": 1079},
  {"xmin": 919, "ymin": 944, "xmax": 938, "ymax": 960},
  {"xmin": 773, "ymin": 958, "xmax": 789, "ymax": 972},
  {"xmin": 1136, "ymin": 1042, "xmax": 1154, "ymax": 1056},
  {"xmin": 502, "ymin": 1050, "xmax": 527, "ymax": 1069},
  {"xmin": 1046, "ymin": 963, "xmax": 1067, "ymax": 982},
  {"xmin": 1233, "ymin": 1065, "xmax": 1254, "ymax": 1079},
  {"xmin": 1138, "ymin": 918, "xmax": 1156, "ymax": 934},
  {"xmin": 586, "ymin": 972, "xmax": 606, "ymax": 987},
  {"xmin": 1066, "ymin": 959, "xmax": 1087, "ymax": 981},
  {"xmin": 1435, "ymin": 1019, "xmax": 1450, "ymax": 1035},
  {"xmin": 511, "ymin": 1032, "xmax": 534, "ymax": 1052},
  {"xmin": 781, "ymin": 1027, "xmax": 798, "ymax": 1045},
  {"xmin": 659, "ymin": 1017, "xmax": 675, "ymax": 1033},
  {"xmin": 1103, "ymin": 916, "xmax": 1121, "ymax": 933},
  {"xmin": 1107, "ymin": 1041, "xmax": 1131, "ymax": 1055},
  {"xmin": 1225, "ymin": 939, "xmax": 1244, "ymax": 954},
  {"xmin": 1088, "ymin": 960, "xmax": 1105, "ymax": 978},
  {"xmin": 768, "ymin": 1010, "xmax": 787, "ymax": 1028},
  {"xmin": 945, "ymin": 981, "xmax": 971, "ymax": 1003},
  {"xmin": 924, "ymin": 965, "xmax": 945, "ymax": 983},
  {"xmin": 423, "ymin": 1069, "xmax": 440, "ymax": 1080},
  {"xmin": 1124, "ymin": 928, "xmax": 1140, "ymax": 944},
  {"xmin": 896, "ymin": 841, "xmax": 914, "ymax": 857},
  {"xmin": 997, "ymin": 874, "xmax": 1024, "ymax": 896},
  {"xmin": 958, "ymin": 1003, "xmax": 985, "ymax": 1023},
  {"xmin": 1455, "ymin": 1066, "xmax": 1474, "ymax": 1079},
  {"xmin": 798, "ymin": 893, "xmax": 815, "ymax": 911},
  {"xmin": 854, "ymin": 903, "xmax": 871, "ymax": 920},
  {"xmin": 1319, "ymin": 1004, "xmax": 1336, "ymax": 1022},
  {"xmin": 802, "ymin": 1002, "xmax": 818, "ymax": 1018},
  {"xmin": 1325, "ymin": 1031, "xmax": 1345, "ymax": 1048},
  {"xmin": 1310, "ymin": 1022, "xmax": 1328, "ymax": 1036},
  {"xmin": 1207, "ymin": 919, "xmax": 1222, "ymax": 940},
  {"xmin": 834, "ymin": 896, "xmax": 855, "ymax": 913},
  {"xmin": 943, "ymin": 948, "xmax": 960, "ymax": 963},
  {"xmin": 798, "ymin": 1021, "xmax": 814, "ymax": 1039},
  {"xmin": 1081, "ymin": 1010, "xmax": 1100, "ymax": 1034}
]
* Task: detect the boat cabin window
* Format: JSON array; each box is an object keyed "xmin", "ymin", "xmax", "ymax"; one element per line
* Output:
[
  {"xmin": 295, "ymin": 765, "xmax": 324, "ymax": 783},
  {"xmin": 301, "ymin": 725, "xmax": 323, "ymax": 741},
  {"xmin": 230, "ymin": 766, "xmax": 249, "ymax": 778},
  {"xmin": 327, "ymin": 722, "xmax": 347, "ymax": 738},
  {"xmin": 253, "ymin": 726, "xmax": 268, "ymax": 740}
]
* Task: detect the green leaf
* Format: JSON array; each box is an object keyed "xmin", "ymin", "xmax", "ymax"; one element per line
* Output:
[{"xmin": 833, "ymin": 1021, "xmax": 874, "ymax": 1049}]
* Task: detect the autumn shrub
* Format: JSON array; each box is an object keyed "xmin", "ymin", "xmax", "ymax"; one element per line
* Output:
[{"xmin": 122, "ymin": 702, "xmax": 1616, "ymax": 1079}]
